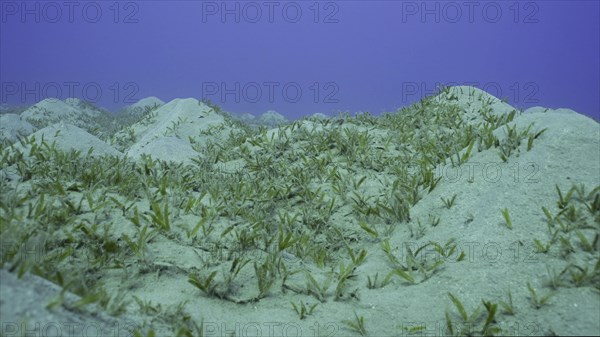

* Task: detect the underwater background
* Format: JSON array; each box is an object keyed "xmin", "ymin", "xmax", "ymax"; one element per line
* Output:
[{"xmin": 1, "ymin": 0, "xmax": 599, "ymax": 120}]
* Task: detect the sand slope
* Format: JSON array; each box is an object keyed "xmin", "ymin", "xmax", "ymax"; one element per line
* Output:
[
  {"xmin": 0, "ymin": 113, "xmax": 34, "ymax": 144},
  {"xmin": 124, "ymin": 98, "xmax": 231, "ymax": 164},
  {"xmin": 0, "ymin": 269, "xmax": 140, "ymax": 337},
  {"xmin": 20, "ymin": 98, "xmax": 104, "ymax": 129},
  {"xmin": 10, "ymin": 122, "xmax": 123, "ymax": 158},
  {"xmin": 121, "ymin": 97, "xmax": 165, "ymax": 117}
]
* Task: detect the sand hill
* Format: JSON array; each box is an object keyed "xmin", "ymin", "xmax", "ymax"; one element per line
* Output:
[
  {"xmin": 122, "ymin": 97, "xmax": 165, "ymax": 117},
  {"xmin": 116, "ymin": 98, "xmax": 234, "ymax": 163},
  {"xmin": 10, "ymin": 122, "xmax": 123, "ymax": 158},
  {"xmin": 258, "ymin": 110, "xmax": 288, "ymax": 127},
  {"xmin": 20, "ymin": 98, "xmax": 105, "ymax": 129}
]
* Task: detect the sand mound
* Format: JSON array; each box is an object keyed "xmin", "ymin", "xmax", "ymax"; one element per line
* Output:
[
  {"xmin": 0, "ymin": 113, "xmax": 35, "ymax": 144},
  {"xmin": 309, "ymin": 112, "xmax": 330, "ymax": 119},
  {"xmin": 64, "ymin": 97, "xmax": 106, "ymax": 116},
  {"xmin": 124, "ymin": 98, "xmax": 231, "ymax": 163},
  {"xmin": 20, "ymin": 98, "xmax": 105, "ymax": 129},
  {"xmin": 12, "ymin": 122, "xmax": 123, "ymax": 157},
  {"xmin": 123, "ymin": 97, "xmax": 165, "ymax": 117},
  {"xmin": 258, "ymin": 110, "xmax": 288, "ymax": 127},
  {"xmin": 236, "ymin": 112, "xmax": 257, "ymax": 123},
  {"xmin": 129, "ymin": 96, "xmax": 165, "ymax": 110},
  {"xmin": 432, "ymin": 85, "xmax": 517, "ymax": 124}
]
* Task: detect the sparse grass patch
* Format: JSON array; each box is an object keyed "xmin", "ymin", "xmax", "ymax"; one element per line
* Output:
[
  {"xmin": 527, "ymin": 128, "xmax": 547, "ymax": 151},
  {"xmin": 253, "ymin": 255, "xmax": 277, "ymax": 300},
  {"xmin": 291, "ymin": 301, "xmax": 317, "ymax": 320},
  {"xmin": 445, "ymin": 293, "xmax": 502, "ymax": 336},
  {"xmin": 358, "ymin": 219, "xmax": 379, "ymax": 239},
  {"xmin": 342, "ymin": 311, "xmax": 367, "ymax": 336},
  {"xmin": 122, "ymin": 224, "xmax": 158, "ymax": 264},
  {"xmin": 500, "ymin": 208, "xmax": 512, "ymax": 229},
  {"xmin": 498, "ymin": 288, "xmax": 515, "ymax": 315},
  {"xmin": 188, "ymin": 271, "xmax": 223, "ymax": 299},
  {"xmin": 149, "ymin": 199, "xmax": 171, "ymax": 232},
  {"xmin": 441, "ymin": 194, "xmax": 458, "ymax": 209},
  {"xmin": 366, "ymin": 272, "xmax": 393, "ymax": 289},
  {"xmin": 567, "ymin": 262, "xmax": 600, "ymax": 289},
  {"xmin": 450, "ymin": 141, "xmax": 474, "ymax": 166},
  {"xmin": 385, "ymin": 240, "xmax": 454, "ymax": 285},
  {"xmin": 545, "ymin": 265, "xmax": 569, "ymax": 289},
  {"xmin": 526, "ymin": 281, "xmax": 554, "ymax": 309},
  {"xmin": 304, "ymin": 272, "xmax": 332, "ymax": 303}
]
